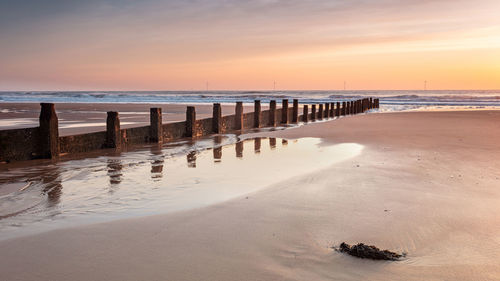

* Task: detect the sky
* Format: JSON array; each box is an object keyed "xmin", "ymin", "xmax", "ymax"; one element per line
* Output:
[{"xmin": 1, "ymin": 0, "xmax": 500, "ymax": 91}]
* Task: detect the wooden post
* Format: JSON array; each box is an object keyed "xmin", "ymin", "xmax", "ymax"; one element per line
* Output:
[
  {"xmin": 281, "ymin": 99, "xmax": 288, "ymax": 124},
  {"xmin": 254, "ymin": 100, "xmax": 261, "ymax": 128},
  {"xmin": 311, "ymin": 104, "xmax": 317, "ymax": 120},
  {"xmin": 318, "ymin": 104, "xmax": 323, "ymax": 120},
  {"xmin": 330, "ymin": 102, "xmax": 335, "ymax": 117},
  {"xmin": 212, "ymin": 103, "xmax": 222, "ymax": 133},
  {"xmin": 341, "ymin": 102, "xmax": 346, "ymax": 116},
  {"xmin": 375, "ymin": 98, "xmax": 380, "ymax": 108},
  {"xmin": 350, "ymin": 101, "xmax": 354, "ymax": 115},
  {"xmin": 269, "ymin": 100, "xmax": 276, "ymax": 126},
  {"xmin": 235, "ymin": 102, "xmax": 243, "ymax": 130},
  {"xmin": 292, "ymin": 99, "xmax": 299, "ymax": 123},
  {"xmin": 336, "ymin": 102, "xmax": 340, "ymax": 117},
  {"xmin": 325, "ymin": 103, "xmax": 330, "ymax": 118},
  {"xmin": 106, "ymin": 111, "xmax": 121, "ymax": 148},
  {"xmin": 39, "ymin": 103, "xmax": 59, "ymax": 158},
  {"xmin": 369, "ymin": 97, "xmax": 373, "ymax": 109},
  {"xmin": 186, "ymin": 106, "xmax": 196, "ymax": 137},
  {"xmin": 150, "ymin": 108, "xmax": 162, "ymax": 143},
  {"xmin": 303, "ymin": 105, "xmax": 309, "ymax": 122}
]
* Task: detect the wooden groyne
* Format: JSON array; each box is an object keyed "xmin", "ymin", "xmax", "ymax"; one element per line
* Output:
[{"xmin": 0, "ymin": 98, "xmax": 379, "ymax": 162}]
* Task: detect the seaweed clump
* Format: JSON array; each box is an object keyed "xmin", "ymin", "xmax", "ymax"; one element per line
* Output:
[{"xmin": 336, "ymin": 242, "xmax": 405, "ymax": 261}]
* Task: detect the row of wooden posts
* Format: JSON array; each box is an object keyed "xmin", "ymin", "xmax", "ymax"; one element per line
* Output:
[{"xmin": 19, "ymin": 98, "xmax": 379, "ymax": 161}]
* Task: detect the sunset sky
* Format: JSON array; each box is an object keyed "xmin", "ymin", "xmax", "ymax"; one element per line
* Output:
[{"xmin": 1, "ymin": 0, "xmax": 500, "ymax": 91}]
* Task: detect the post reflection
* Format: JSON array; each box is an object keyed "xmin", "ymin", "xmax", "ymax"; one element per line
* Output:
[
  {"xmin": 213, "ymin": 135, "xmax": 222, "ymax": 163},
  {"xmin": 282, "ymin": 139, "xmax": 288, "ymax": 146},
  {"xmin": 150, "ymin": 145, "xmax": 164, "ymax": 179},
  {"xmin": 235, "ymin": 141, "xmax": 243, "ymax": 158},
  {"xmin": 41, "ymin": 166, "xmax": 62, "ymax": 208},
  {"xmin": 187, "ymin": 151, "xmax": 197, "ymax": 168},
  {"xmin": 270, "ymin": 138, "xmax": 276, "ymax": 149},
  {"xmin": 107, "ymin": 158, "xmax": 123, "ymax": 186},
  {"xmin": 254, "ymin": 137, "xmax": 261, "ymax": 154}
]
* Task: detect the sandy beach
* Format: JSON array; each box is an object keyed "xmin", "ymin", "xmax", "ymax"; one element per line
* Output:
[{"xmin": 0, "ymin": 110, "xmax": 499, "ymax": 280}]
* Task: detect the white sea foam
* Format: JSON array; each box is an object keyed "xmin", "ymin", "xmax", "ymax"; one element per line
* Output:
[{"xmin": 1, "ymin": 90, "xmax": 500, "ymax": 111}]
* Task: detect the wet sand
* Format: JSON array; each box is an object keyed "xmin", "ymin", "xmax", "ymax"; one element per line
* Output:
[
  {"xmin": 0, "ymin": 103, "xmax": 260, "ymax": 136},
  {"xmin": 1, "ymin": 110, "xmax": 500, "ymax": 280}
]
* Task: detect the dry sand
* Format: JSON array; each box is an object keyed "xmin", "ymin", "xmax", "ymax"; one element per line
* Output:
[{"xmin": 1, "ymin": 110, "xmax": 500, "ymax": 280}]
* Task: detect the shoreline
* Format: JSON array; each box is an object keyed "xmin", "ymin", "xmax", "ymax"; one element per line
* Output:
[{"xmin": 0, "ymin": 110, "xmax": 499, "ymax": 280}]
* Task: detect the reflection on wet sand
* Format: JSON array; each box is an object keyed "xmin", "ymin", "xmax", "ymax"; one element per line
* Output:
[
  {"xmin": 213, "ymin": 135, "xmax": 222, "ymax": 163},
  {"xmin": 187, "ymin": 151, "xmax": 197, "ymax": 168},
  {"xmin": 0, "ymin": 136, "xmax": 364, "ymax": 240},
  {"xmin": 107, "ymin": 159, "xmax": 123, "ymax": 186},
  {"xmin": 150, "ymin": 145, "xmax": 164, "ymax": 180},
  {"xmin": 236, "ymin": 141, "xmax": 243, "ymax": 158},
  {"xmin": 41, "ymin": 166, "xmax": 62, "ymax": 208},
  {"xmin": 270, "ymin": 138, "xmax": 276, "ymax": 149},
  {"xmin": 254, "ymin": 137, "xmax": 261, "ymax": 154}
]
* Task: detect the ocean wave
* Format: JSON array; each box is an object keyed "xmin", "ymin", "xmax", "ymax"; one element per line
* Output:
[{"xmin": 1, "ymin": 91, "xmax": 500, "ymax": 108}]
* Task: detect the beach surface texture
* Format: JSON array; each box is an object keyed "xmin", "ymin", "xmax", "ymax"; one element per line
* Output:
[{"xmin": 1, "ymin": 110, "xmax": 499, "ymax": 280}]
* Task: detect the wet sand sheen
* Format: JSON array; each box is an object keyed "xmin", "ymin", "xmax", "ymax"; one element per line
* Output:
[{"xmin": 0, "ymin": 137, "xmax": 362, "ymax": 240}]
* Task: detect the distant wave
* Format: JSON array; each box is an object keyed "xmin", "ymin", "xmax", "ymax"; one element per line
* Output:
[{"xmin": 1, "ymin": 90, "xmax": 500, "ymax": 110}]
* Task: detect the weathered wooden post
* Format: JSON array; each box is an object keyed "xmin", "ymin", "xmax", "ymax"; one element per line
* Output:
[
  {"xmin": 235, "ymin": 102, "xmax": 243, "ymax": 130},
  {"xmin": 375, "ymin": 98, "xmax": 380, "ymax": 108},
  {"xmin": 269, "ymin": 100, "xmax": 276, "ymax": 126},
  {"xmin": 212, "ymin": 103, "xmax": 222, "ymax": 133},
  {"xmin": 303, "ymin": 105, "xmax": 309, "ymax": 122},
  {"xmin": 254, "ymin": 100, "xmax": 261, "ymax": 128},
  {"xmin": 330, "ymin": 102, "xmax": 335, "ymax": 117},
  {"xmin": 350, "ymin": 101, "xmax": 354, "ymax": 115},
  {"xmin": 346, "ymin": 101, "xmax": 350, "ymax": 115},
  {"xmin": 292, "ymin": 99, "xmax": 299, "ymax": 123},
  {"xmin": 318, "ymin": 104, "xmax": 323, "ymax": 120},
  {"xmin": 311, "ymin": 104, "xmax": 317, "ymax": 120},
  {"xmin": 150, "ymin": 108, "xmax": 163, "ymax": 143},
  {"xmin": 39, "ymin": 103, "xmax": 59, "ymax": 158},
  {"xmin": 186, "ymin": 106, "xmax": 196, "ymax": 137},
  {"xmin": 341, "ymin": 102, "xmax": 346, "ymax": 116},
  {"xmin": 325, "ymin": 103, "xmax": 330, "ymax": 118},
  {"xmin": 336, "ymin": 102, "xmax": 340, "ymax": 117},
  {"xmin": 369, "ymin": 97, "xmax": 373, "ymax": 109},
  {"xmin": 281, "ymin": 99, "xmax": 288, "ymax": 124},
  {"xmin": 105, "ymin": 111, "xmax": 121, "ymax": 149}
]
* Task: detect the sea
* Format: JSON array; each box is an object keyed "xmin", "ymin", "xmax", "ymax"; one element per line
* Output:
[{"xmin": 1, "ymin": 90, "xmax": 500, "ymax": 111}]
